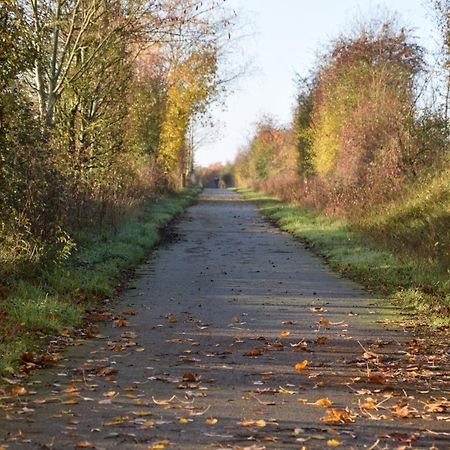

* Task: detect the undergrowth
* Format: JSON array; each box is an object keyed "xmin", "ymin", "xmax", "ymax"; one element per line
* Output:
[
  {"xmin": 0, "ymin": 188, "xmax": 199, "ymax": 375},
  {"xmin": 236, "ymin": 188, "xmax": 450, "ymax": 328}
]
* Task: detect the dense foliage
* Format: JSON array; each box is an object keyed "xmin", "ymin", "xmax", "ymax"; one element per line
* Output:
[
  {"xmin": 233, "ymin": 17, "xmax": 449, "ymax": 269},
  {"xmin": 0, "ymin": 0, "xmax": 233, "ymax": 283}
]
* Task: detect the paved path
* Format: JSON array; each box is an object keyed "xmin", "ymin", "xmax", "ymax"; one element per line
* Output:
[{"xmin": 1, "ymin": 189, "xmax": 449, "ymax": 449}]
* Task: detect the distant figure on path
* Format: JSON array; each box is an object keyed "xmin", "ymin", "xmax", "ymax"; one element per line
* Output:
[{"xmin": 213, "ymin": 177, "xmax": 220, "ymax": 188}]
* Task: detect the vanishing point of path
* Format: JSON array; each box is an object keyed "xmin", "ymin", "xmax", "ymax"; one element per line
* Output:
[{"xmin": 1, "ymin": 189, "xmax": 449, "ymax": 449}]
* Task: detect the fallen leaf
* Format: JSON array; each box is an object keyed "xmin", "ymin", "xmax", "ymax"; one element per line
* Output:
[
  {"xmin": 120, "ymin": 331, "xmax": 138, "ymax": 339},
  {"xmin": 122, "ymin": 308, "xmax": 137, "ymax": 316},
  {"xmin": 368, "ymin": 373, "xmax": 386, "ymax": 384},
  {"xmin": 327, "ymin": 438, "xmax": 342, "ymax": 447},
  {"xmin": 96, "ymin": 367, "xmax": 117, "ymax": 377},
  {"xmin": 393, "ymin": 403, "xmax": 417, "ymax": 419},
  {"xmin": 294, "ymin": 360, "xmax": 309, "ymax": 371},
  {"xmin": 206, "ymin": 418, "xmax": 218, "ymax": 425},
  {"xmin": 179, "ymin": 417, "xmax": 189, "ymax": 424},
  {"xmin": 315, "ymin": 398, "xmax": 333, "ymax": 407},
  {"xmin": 139, "ymin": 420, "xmax": 155, "ymax": 429},
  {"xmin": 280, "ymin": 331, "xmax": 290, "ymax": 337},
  {"xmin": 103, "ymin": 391, "xmax": 117, "ymax": 398},
  {"xmin": 114, "ymin": 317, "xmax": 132, "ymax": 327},
  {"xmin": 318, "ymin": 317, "xmax": 331, "ymax": 326},
  {"xmin": 148, "ymin": 440, "xmax": 171, "ymax": 450},
  {"xmin": 321, "ymin": 408, "xmax": 356, "ymax": 424},
  {"xmin": 240, "ymin": 419, "xmax": 266, "ymax": 427},
  {"xmin": 10, "ymin": 386, "xmax": 28, "ymax": 396},
  {"xmin": 75, "ymin": 442, "xmax": 94, "ymax": 449},
  {"xmin": 244, "ymin": 349, "xmax": 263, "ymax": 357},
  {"xmin": 360, "ymin": 397, "xmax": 377, "ymax": 410},
  {"xmin": 182, "ymin": 372, "xmax": 197, "ymax": 382},
  {"xmin": 316, "ymin": 336, "xmax": 328, "ymax": 345},
  {"xmin": 132, "ymin": 411, "xmax": 152, "ymax": 417}
]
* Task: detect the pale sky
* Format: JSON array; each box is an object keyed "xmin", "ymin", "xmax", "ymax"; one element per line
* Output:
[{"xmin": 195, "ymin": 0, "xmax": 438, "ymax": 167}]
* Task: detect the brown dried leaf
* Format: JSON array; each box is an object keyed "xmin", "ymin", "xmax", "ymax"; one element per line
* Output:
[
  {"xmin": 321, "ymin": 408, "xmax": 356, "ymax": 424},
  {"xmin": 244, "ymin": 348, "xmax": 263, "ymax": 357}
]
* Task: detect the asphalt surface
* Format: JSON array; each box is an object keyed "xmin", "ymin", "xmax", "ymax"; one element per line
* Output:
[{"xmin": 1, "ymin": 189, "xmax": 449, "ymax": 449}]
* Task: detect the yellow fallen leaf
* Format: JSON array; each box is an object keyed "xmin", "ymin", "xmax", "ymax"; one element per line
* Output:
[
  {"xmin": 103, "ymin": 391, "xmax": 116, "ymax": 398},
  {"xmin": 75, "ymin": 442, "xmax": 94, "ymax": 449},
  {"xmin": 361, "ymin": 397, "xmax": 377, "ymax": 410},
  {"xmin": 206, "ymin": 418, "xmax": 218, "ymax": 425},
  {"xmin": 139, "ymin": 420, "xmax": 155, "ymax": 429},
  {"xmin": 294, "ymin": 360, "xmax": 309, "ymax": 371},
  {"xmin": 321, "ymin": 408, "xmax": 356, "ymax": 424},
  {"xmin": 63, "ymin": 399, "xmax": 79, "ymax": 405},
  {"xmin": 280, "ymin": 330, "xmax": 290, "ymax": 337},
  {"xmin": 327, "ymin": 438, "xmax": 342, "ymax": 447},
  {"xmin": 63, "ymin": 385, "xmax": 79, "ymax": 393},
  {"xmin": 231, "ymin": 315, "xmax": 240, "ymax": 323},
  {"xmin": 179, "ymin": 417, "xmax": 188, "ymax": 424},
  {"xmin": 240, "ymin": 419, "xmax": 266, "ymax": 427},
  {"xmin": 132, "ymin": 411, "xmax": 152, "ymax": 416},
  {"xmin": 149, "ymin": 440, "xmax": 170, "ymax": 450},
  {"xmin": 315, "ymin": 398, "xmax": 333, "ymax": 407}
]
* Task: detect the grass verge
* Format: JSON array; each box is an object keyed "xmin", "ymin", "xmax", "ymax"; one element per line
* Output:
[
  {"xmin": 0, "ymin": 188, "xmax": 199, "ymax": 375},
  {"xmin": 236, "ymin": 188, "xmax": 450, "ymax": 328}
]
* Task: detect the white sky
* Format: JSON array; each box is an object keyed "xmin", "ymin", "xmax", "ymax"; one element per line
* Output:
[{"xmin": 194, "ymin": 0, "xmax": 438, "ymax": 167}]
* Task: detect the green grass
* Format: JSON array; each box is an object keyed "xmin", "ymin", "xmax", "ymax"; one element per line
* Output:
[
  {"xmin": 236, "ymin": 188, "xmax": 450, "ymax": 328},
  {"xmin": 0, "ymin": 188, "xmax": 199, "ymax": 375}
]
